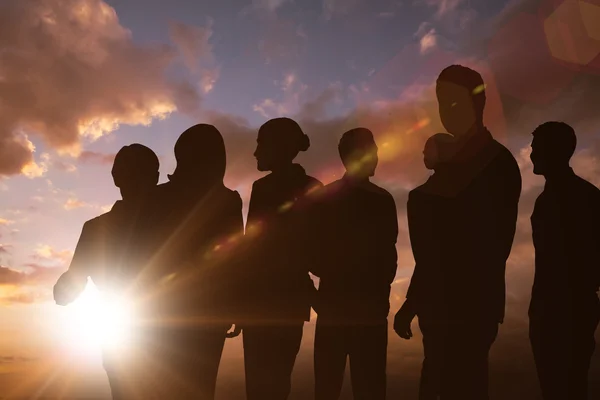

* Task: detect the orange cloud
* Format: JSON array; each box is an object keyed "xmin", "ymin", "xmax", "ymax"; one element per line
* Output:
[{"xmin": 0, "ymin": 0, "xmax": 203, "ymax": 177}]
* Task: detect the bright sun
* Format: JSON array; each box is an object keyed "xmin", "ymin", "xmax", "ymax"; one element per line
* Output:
[{"xmin": 63, "ymin": 280, "xmax": 133, "ymax": 353}]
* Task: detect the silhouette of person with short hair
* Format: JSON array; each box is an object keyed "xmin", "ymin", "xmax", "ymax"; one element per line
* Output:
[
  {"xmin": 311, "ymin": 128, "xmax": 398, "ymax": 400},
  {"xmin": 53, "ymin": 143, "xmax": 160, "ymax": 400},
  {"xmin": 140, "ymin": 124, "xmax": 244, "ymax": 399},
  {"xmin": 241, "ymin": 117, "xmax": 322, "ymax": 400},
  {"xmin": 528, "ymin": 121, "xmax": 600, "ymax": 400},
  {"xmin": 394, "ymin": 65, "xmax": 521, "ymax": 400}
]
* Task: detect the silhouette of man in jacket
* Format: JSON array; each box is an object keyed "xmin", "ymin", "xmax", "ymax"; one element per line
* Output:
[
  {"xmin": 394, "ymin": 65, "xmax": 522, "ymax": 400},
  {"xmin": 53, "ymin": 143, "xmax": 160, "ymax": 400},
  {"xmin": 312, "ymin": 128, "xmax": 398, "ymax": 400},
  {"xmin": 529, "ymin": 121, "xmax": 600, "ymax": 400}
]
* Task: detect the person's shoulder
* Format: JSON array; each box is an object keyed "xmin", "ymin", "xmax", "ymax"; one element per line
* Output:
[
  {"xmin": 573, "ymin": 175, "xmax": 600, "ymax": 198},
  {"xmin": 364, "ymin": 181, "xmax": 395, "ymax": 201},
  {"xmin": 220, "ymin": 186, "xmax": 243, "ymax": 208},
  {"xmin": 252, "ymin": 173, "xmax": 273, "ymax": 192},
  {"xmin": 305, "ymin": 175, "xmax": 323, "ymax": 188}
]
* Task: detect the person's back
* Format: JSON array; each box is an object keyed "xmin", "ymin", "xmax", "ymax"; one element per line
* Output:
[
  {"xmin": 316, "ymin": 177, "xmax": 397, "ymax": 324},
  {"xmin": 313, "ymin": 128, "xmax": 397, "ymax": 400},
  {"xmin": 528, "ymin": 122, "xmax": 600, "ymax": 400},
  {"xmin": 448, "ymin": 132, "xmax": 521, "ymax": 323},
  {"xmin": 144, "ymin": 179, "xmax": 243, "ymax": 323},
  {"xmin": 245, "ymin": 164, "xmax": 322, "ymax": 323}
]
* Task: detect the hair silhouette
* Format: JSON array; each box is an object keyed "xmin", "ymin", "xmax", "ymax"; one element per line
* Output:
[
  {"xmin": 254, "ymin": 117, "xmax": 310, "ymax": 172},
  {"xmin": 169, "ymin": 123, "xmax": 226, "ymax": 185},
  {"xmin": 338, "ymin": 127, "xmax": 378, "ymax": 178},
  {"xmin": 423, "ymin": 133, "xmax": 455, "ymax": 171},
  {"xmin": 530, "ymin": 121, "xmax": 577, "ymax": 176},
  {"xmin": 112, "ymin": 143, "xmax": 159, "ymax": 200},
  {"xmin": 436, "ymin": 65, "xmax": 486, "ymax": 138}
]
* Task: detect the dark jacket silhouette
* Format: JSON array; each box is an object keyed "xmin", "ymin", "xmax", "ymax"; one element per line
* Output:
[
  {"xmin": 395, "ymin": 65, "xmax": 521, "ymax": 400},
  {"xmin": 528, "ymin": 122, "xmax": 600, "ymax": 400},
  {"xmin": 242, "ymin": 117, "xmax": 322, "ymax": 400},
  {"xmin": 406, "ymin": 128, "xmax": 521, "ymax": 323},
  {"xmin": 312, "ymin": 128, "xmax": 398, "ymax": 400},
  {"xmin": 137, "ymin": 124, "xmax": 244, "ymax": 400},
  {"xmin": 53, "ymin": 144, "xmax": 160, "ymax": 400}
]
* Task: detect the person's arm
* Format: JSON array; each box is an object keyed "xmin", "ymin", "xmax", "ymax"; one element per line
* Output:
[
  {"xmin": 383, "ymin": 192, "xmax": 399, "ymax": 287},
  {"xmin": 53, "ymin": 221, "xmax": 95, "ymax": 306}
]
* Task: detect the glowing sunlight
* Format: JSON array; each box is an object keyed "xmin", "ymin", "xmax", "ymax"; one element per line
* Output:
[{"xmin": 63, "ymin": 282, "xmax": 133, "ymax": 354}]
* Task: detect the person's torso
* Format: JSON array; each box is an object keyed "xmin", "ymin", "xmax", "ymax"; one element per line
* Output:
[
  {"xmin": 530, "ymin": 174, "xmax": 600, "ymax": 317},
  {"xmin": 317, "ymin": 179, "xmax": 397, "ymax": 322},
  {"xmin": 244, "ymin": 164, "xmax": 322, "ymax": 321}
]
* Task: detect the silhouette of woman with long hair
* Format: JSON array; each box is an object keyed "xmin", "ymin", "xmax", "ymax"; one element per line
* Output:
[
  {"xmin": 140, "ymin": 124, "xmax": 244, "ymax": 399},
  {"xmin": 241, "ymin": 117, "xmax": 322, "ymax": 400}
]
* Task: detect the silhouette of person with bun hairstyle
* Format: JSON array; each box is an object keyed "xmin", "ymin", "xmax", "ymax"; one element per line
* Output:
[
  {"xmin": 53, "ymin": 143, "xmax": 160, "ymax": 400},
  {"xmin": 139, "ymin": 124, "xmax": 244, "ymax": 399},
  {"xmin": 529, "ymin": 122, "xmax": 600, "ymax": 400},
  {"xmin": 241, "ymin": 117, "xmax": 322, "ymax": 400},
  {"xmin": 394, "ymin": 65, "xmax": 521, "ymax": 400},
  {"xmin": 311, "ymin": 128, "xmax": 398, "ymax": 400}
]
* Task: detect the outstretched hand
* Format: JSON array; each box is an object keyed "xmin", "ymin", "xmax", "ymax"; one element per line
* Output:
[
  {"xmin": 226, "ymin": 324, "xmax": 242, "ymax": 338},
  {"xmin": 393, "ymin": 304, "xmax": 416, "ymax": 340}
]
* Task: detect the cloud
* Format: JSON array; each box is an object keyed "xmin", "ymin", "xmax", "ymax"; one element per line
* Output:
[
  {"xmin": 0, "ymin": 0, "xmax": 202, "ymax": 177},
  {"xmin": 78, "ymin": 151, "xmax": 116, "ymax": 165},
  {"xmin": 169, "ymin": 20, "xmax": 220, "ymax": 94},
  {"xmin": 322, "ymin": 0, "xmax": 363, "ymax": 20},
  {"xmin": 33, "ymin": 245, "xmax": 73, "ymax": 266},
  {"xmin": 63, "ymin": 198, "xmax": 87, "ymax": 211},
  {"xmin": 0, "ymin": 218, "xmax": 15, "ymax": 226},
  {"xmin": 419, "ymin": 0, "xmax": 465, "ymax": 20},
  {"xmin": 419, "ymin": 27, "xmax": 438, "ymax": 54},
  {"xmin": 252, "ymin": 72, "xmax": 308, "ymax": 118},
  {"xmin": 252, "ymin": 0, "xmax": 291, "ymax": 13},
  {"xmin": 258, "ymin": 17, "xmax": 307, "ymax": 65}
]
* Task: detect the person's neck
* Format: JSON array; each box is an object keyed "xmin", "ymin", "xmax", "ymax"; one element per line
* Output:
[
  {"xmin": 271, "ymin": 162, "xmax": 298, "ymax": 175},
  {"xmin": 343, "ymin": 172, "xmax": 371, "ymax": 184},
  {"xmin": 544, "ymin": 166, "xmax": 574, "ymax": 183},
  {"xmin": 456, "ymin": 122, "xmax": 485, "ymax": 144}
]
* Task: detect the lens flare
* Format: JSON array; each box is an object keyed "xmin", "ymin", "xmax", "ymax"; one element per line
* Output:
[{"xmin": 64, "ymin": 282, "xmax": 133, "ymax": 353}]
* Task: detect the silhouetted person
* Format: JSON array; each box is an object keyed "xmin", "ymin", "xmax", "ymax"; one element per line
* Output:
[
  {"xmin": 311, "ymin": 128, "xmax": 398, "ymax": 400},
  {"xmin": 139, "ymin": 124, "xmax": 244, "ymax": 399},
  {"xmin": 528, "ymin": 122, "xmax": 600, "ymax": 400},
  {"xmin": 394, "ymin": 65, "xmax": 522, "ymax": 400},
  {"xmin": 241, "ymin": 117, "xmax": 322, "ymax": 400},
  {"xmin": 53, "ymin": 144, "xmax": 160, "ymax": 400}
]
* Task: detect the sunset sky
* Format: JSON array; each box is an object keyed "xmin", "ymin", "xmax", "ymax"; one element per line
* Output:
[{"xmin": 1, "ymin": 0, "xmax": 600, "ymax": 398}]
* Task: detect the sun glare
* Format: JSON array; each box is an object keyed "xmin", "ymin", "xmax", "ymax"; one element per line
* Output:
[{"xmin": 64, "ymin": 281, "xmax": 133, "ymax": 354}]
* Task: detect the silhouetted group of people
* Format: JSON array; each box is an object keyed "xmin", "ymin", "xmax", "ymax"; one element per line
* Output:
[{"xmin": 53, "ymin": 65, "xmax": 600, "ymax": 400}]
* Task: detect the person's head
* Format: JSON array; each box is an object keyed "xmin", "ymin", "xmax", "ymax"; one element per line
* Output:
[
  {"xmin": 530, "ymin": 121, "xmax": 576, "ymax": 177},
  {"xmin": 254, "ymin": 117, "xmax": 310, "ymax": 172},
  {"xmin": 112, "ymin": 144, "xmax": 159, "ymax": 200},
  {"xmin": 338, "ymin": 127, "xmax": 378, "ymax": 179},
  {"xmin": 423, "ymin": 133, "xmax": 456, "ymax": 170},
  {"xmin": 436, "ymin": 65, "xmax": 486, "ymax": 139},
  {"xmin": 171, "ymin": 124, "xmax": 226, "ymax": 185}
]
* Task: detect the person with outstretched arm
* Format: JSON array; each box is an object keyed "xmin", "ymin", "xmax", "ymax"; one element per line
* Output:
[{"xmin": 53, "ymin": 144, "xmax": 160, "ymax": 400}]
